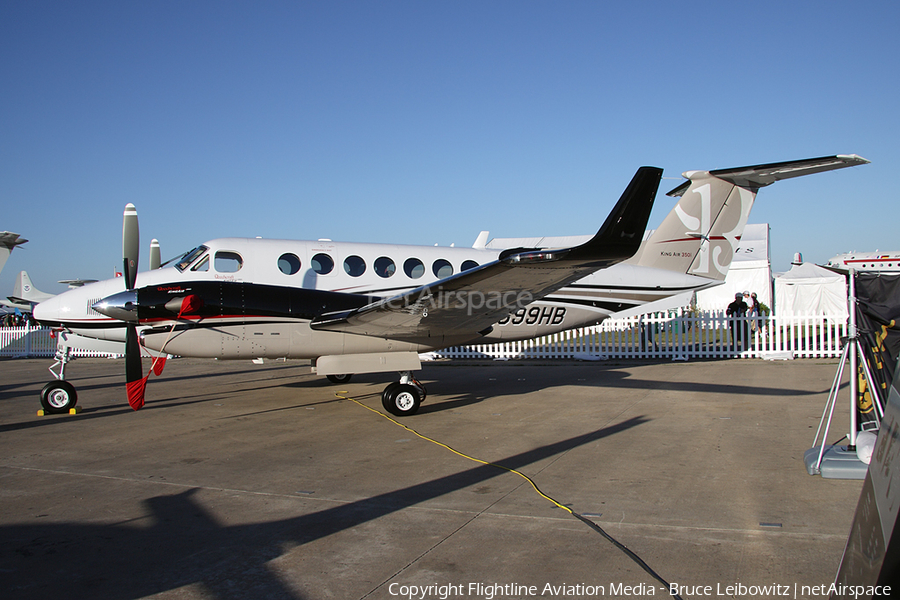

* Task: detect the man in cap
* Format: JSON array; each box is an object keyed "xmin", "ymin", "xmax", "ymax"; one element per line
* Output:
[{"xmin": 726, "ymin": 292, "xmax": 749, "ymax": 350}]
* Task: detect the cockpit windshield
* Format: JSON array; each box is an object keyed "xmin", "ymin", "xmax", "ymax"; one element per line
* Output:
[{"xmin": 172, "ymin": 245, "xmax": 209, "ymax": 272}]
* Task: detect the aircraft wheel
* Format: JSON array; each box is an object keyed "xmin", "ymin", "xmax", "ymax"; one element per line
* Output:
[
  {"xmin": 40, "ymin": 381, "xmax": 78, "ymax": 414},
  {"xmin": 382, "ymin": 383, "xmax": 421, "ymax": 417},
  {"xmin": 326, "ymin": 374, "xmax": 352, "ymax": 384}
]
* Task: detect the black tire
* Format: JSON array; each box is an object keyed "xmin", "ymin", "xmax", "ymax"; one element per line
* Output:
[
  {"xmin": 382, "ymin": 383, "xmax": 421, "ymax": 417},
  {"xmin": 326, "ymin": 374, "xmax": 352, "ymax": 384},
  {"xmin": 40, "ymin": 381, "xmax": 78, "ymax": 414}
]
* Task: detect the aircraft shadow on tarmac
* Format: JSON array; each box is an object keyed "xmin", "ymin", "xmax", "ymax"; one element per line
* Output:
[
  {"xmin": 0, "ymin": 416, "xmax": 648, "ymax": 600},
  {"xmin": 414, "ymin": 363, "xmax": 833, "ymax": 415}
]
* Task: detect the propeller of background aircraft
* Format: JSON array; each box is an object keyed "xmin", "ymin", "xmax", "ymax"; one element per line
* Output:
[{"xmin": 149, "ymin": 238, "xmax": 160, "ymax": 271}]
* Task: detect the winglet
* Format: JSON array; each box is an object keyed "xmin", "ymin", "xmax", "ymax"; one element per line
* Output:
[
  {"xmin": 502, "ymin": 166, "xmax": 661, "ymax": 267},
  {"xmin": 569, "ymin": 166, "xmax": 662, "ymax": 261}
]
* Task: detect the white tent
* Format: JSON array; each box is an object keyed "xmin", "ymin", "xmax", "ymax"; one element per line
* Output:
[
  {"xmin": 774, "ymin": 262, "xmax": 848, "ymax": 319},
  {"xmin": 695, "ymin": 224, "xmax": 773, "ymax": 312}
]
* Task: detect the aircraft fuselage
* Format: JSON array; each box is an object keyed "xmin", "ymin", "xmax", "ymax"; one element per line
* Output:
[{"xmin": 35, "ymin": 235, "xmax": 712, "ymax": 361}]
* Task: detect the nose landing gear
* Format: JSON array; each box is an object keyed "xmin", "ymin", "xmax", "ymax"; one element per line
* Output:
[{"xmin": 40, "ymin": 344, "xmax": 79, "ymax": 414}]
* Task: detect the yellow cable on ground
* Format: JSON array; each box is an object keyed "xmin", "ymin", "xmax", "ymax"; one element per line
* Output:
[
  {"xmin": 335, "ymin": 390, "xmax": 684, "ymax": 600},
  {"xmin": 334, "ymin": 391, "xmax": 573, "ymax": 514}
]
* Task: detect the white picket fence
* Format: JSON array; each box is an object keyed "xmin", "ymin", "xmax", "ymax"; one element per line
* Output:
[
  {"xmin": 1, "ymin": 312, "xmax": 848, "ymax": 361},
  {"xmin": 0, "ymin": 327, "xmax": 122, "ymax": 358},
  {"xmin": 433, "ymin": 311, "xmax": 848, "ymax": 360}
]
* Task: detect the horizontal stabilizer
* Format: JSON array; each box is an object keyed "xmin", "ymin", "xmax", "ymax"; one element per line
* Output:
[{"xmin": 667, "ymin": 154, "xmax": 869, "ymax": 196}]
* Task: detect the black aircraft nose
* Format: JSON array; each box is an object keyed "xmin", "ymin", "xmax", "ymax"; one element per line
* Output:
[{"xmin": 93, "ymin": 290, "xmax": 139, "ymax": 322}]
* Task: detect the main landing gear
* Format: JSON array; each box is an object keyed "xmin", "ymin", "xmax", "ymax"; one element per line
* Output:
[
  {"xmin": 40, "ymin": 345, "xmax": 78, "ymax": 414},
  {"xmin": 324, "ymin": 371, "xmax": 427, "ymax": 416},
  {"xmin": 381, "ymin": 372, "xmax": 427, "ymax": 417}
]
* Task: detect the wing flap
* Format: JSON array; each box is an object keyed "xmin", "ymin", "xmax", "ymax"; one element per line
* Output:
[{"xmin": 311, "ymin": 166, "xmax": 662, "ymax": 339}]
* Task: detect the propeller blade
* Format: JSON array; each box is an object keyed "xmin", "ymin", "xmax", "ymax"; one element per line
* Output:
[
  {"xmin": 122, "ymin": 204, "xmax": 139, "ymax": 290},
  {"xmin": 126, "ymin": 378, "xmax": 148, "ymax": 411},
  {"xmin": 125, "ymin": 324, "xmax": 145, "ymax": 410},
  {"xmin": 149, "ymin": 239, "xmax": 161, "ymax": 270}
]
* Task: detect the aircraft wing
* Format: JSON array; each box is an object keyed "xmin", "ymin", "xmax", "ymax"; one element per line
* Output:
[{"xmin": 310, "ymin": 166, "xmax": 662, "ymax": 340}]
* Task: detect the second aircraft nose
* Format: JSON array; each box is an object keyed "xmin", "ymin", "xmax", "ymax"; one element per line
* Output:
[{"xmin": 92, "ymin": 290, "xmax": 139, "ymax": 322}]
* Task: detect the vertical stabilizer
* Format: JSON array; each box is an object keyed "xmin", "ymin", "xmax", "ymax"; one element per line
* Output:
[
  {"xmin": 629, "ymin": 155, "xmax": 869, "ymax": 281},
  {"xmin": 13, "ymin": 271, "xmax": 53, "ymax": 303},
  {"xmin": 630, "ymin": 172, "xmax": 756, "ymax": 281},
  {"xmin": 10, "ymin": 271, "xmax": 54, "ymax": 305}
]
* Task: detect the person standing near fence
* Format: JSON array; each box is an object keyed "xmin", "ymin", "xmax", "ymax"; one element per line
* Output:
[{"xmin": 726, "ymin": 292, "xmax": 748, "ymax": 350}]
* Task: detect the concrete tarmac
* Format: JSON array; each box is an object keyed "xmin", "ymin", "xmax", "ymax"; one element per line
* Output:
[{"xmin": 0, "ymin": 356, "xmax": 863, "ymax": 599}]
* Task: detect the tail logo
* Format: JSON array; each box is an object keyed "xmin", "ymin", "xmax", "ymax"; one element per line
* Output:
[{"xmin": 675, "ymin": 184, "xmax": 754, "ymax": 277}]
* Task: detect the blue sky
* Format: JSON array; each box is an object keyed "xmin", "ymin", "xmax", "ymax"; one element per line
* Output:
[{"xmin": 2, "ymin": 1, "xmax": 897, "ymax": 296}]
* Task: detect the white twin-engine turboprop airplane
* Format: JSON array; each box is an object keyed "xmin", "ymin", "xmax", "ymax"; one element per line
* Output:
[{"xmin": 33, "ymin": 155, "xmax": 868, "ymax": 416}]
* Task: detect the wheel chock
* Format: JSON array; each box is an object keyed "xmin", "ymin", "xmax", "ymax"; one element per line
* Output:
[{"xmin": 36, "ymin": 407, "xmax": 82, "ymax": 417}]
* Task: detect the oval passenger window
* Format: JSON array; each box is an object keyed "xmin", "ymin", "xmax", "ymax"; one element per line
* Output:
[
  {"xmin": 433, "ymin": 259, "xmax": 453, "ymax": 278},
  {"xmin": 404, "ymin": 258, "xmax": 425, "ymax": 279},
  {"xmin": 344, "ymin": 255, "xmax": 366, "ymax": 277},
  {"xmin": 375, "ymin": 257, "xmax": 396, "ymax": 278},
  {"xmin": 278, "ymin": 253, "xmax": 301, "ymax": 275},
  {"xmin": 311, "ymin": 253, "xmax": 334, "ymax": 275}
]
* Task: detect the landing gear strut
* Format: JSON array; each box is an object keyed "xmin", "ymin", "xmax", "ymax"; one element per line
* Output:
[
  {"xmin": 40, "ymin": 344, "xmax": 78, "ymax": 414},
  {"xmin": 382, "ymin": 371, "xmax": 427, "ymax": 417}
]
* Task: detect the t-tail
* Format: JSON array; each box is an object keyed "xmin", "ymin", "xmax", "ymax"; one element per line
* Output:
[{"xmin": 628, "ymin": 155, "xmax": 869, "ymax": 281}]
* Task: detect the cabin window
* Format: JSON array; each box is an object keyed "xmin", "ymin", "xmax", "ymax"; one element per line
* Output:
[
  {"xmin": 278, "ymin": 253, "xmax": 302, "ymax": 275},
  {"xmin": 311, "ymin": 253, "xmax": 334, "ymax": 275},
  {"xmin": 344, "ymin": 255, "xmax": 366, "ymax": 277},
  {"xmin": 404, "ymin": 258, "xmax": 425, "ymax": 279},
  {"xmin": 215, "ymin": 251, "xmax": 243, "ymax": 273},
  {"xmin": 433, "ymin": 259, "xmax": 453, "ymax": 278},
  {"xmin": 375, "ymin": 256, "xmax": 396, "ymax": 278},
  {"xmin": 462, "ymin": 260, "xmax": 479, "ymax": 271},
  {"xmin": 175, "ymin": 245, "xmax": 209, "ymax": 272}
]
